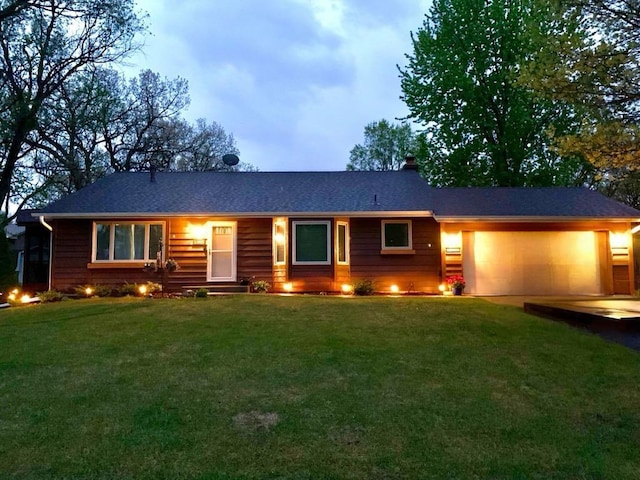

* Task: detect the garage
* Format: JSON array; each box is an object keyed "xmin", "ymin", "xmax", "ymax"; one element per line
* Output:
[{"xmin": 462, "ymin": 231, "xmax": 602, "ymax": 295}]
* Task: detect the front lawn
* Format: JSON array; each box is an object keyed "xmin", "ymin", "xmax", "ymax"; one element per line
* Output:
[{"xmin": 1, "ymin": 296, "xmax": 639, "ymax": 479}]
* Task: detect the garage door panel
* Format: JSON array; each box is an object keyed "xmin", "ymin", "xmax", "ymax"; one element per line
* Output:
[{"xmin": 463, "ymin": 231, "xmax": 601, "ymax": 295}]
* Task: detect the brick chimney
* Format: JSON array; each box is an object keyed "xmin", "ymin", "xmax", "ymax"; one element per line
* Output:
[{"xmin": 403, "ymin": 155, "xmax": 418, "ymax": 170}]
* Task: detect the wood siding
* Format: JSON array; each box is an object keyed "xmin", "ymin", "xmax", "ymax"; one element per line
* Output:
[{"xmin": 350, "ymin": 218, "xmax": 441, "ymax": 293}]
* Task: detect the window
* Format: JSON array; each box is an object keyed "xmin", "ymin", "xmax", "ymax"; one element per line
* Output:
[
  {"xmin": 292, "ymin": 221, "xmax": 331, "ymax": 265},
  {"xmin": 273, "ymin": 221, "xmax": 287, "ymax": 265},
  {"xmin": 382, "ymin": 220, "xmax": 412, "ymax": 250},
  {"xmin": 93, "ymin": 222, "xmax": 164, "ymax": 262},
  {"xmin": 337, "ymin": 222, "xmax": 349, "ymax": 264}
]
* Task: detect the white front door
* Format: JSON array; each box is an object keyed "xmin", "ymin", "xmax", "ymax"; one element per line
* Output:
[{"xmin": 207, "ymin": 222, "xmax": 237, "ymax": 282}]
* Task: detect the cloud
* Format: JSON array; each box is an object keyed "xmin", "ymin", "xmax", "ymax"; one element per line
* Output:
[{"xmin": 130, "ymin": 0, "xmax": 431, "ymax": 171}]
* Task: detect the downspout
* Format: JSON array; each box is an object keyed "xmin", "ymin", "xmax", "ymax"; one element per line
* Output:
[{"xmin": 39, "ymin": 216, "xmax": 53, "ymax": 291}]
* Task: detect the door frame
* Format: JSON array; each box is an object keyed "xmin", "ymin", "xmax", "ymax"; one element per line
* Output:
[{"xmin": 206, "ymin": 221, "xmax": 237, "ymax": 282}]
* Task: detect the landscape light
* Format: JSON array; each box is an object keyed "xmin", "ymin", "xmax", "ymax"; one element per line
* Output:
[
  {"xmin": 283, "ymin": 282, "xmax": 293, "ymax": 293},
  {"xmin": 390, "ymin": 284, "xmax": 400, "ymax": 294},
  {"xmin": 138, "ymin": 285, "xmax": 148, "ymax": 295}
]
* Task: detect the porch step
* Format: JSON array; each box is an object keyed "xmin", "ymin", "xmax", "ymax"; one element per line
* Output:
[{"xmin": 181, "ymin": 284, "xmax": 251, "ymax": 295}]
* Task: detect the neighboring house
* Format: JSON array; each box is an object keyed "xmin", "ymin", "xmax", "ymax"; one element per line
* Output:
[{"xmin": 36, "ymin": 159, "xmax": 640, "ymax": 296}]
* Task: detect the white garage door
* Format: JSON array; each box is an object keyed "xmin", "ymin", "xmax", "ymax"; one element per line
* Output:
[{"xmin": 462, "ymin": 231, "xmax": 602, "ymax": 295}]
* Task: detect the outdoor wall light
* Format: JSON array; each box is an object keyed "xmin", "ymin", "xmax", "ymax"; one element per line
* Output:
[
  {"xmin": 274, "ymin": 232, "xmax": 286, "ymax": 245},
  {"xmin": 188, "ymin": 224, "xmax": 208, "ymax": 253},
  {"xmin": 443, "ymin": 232, "xmax": 462, "ymax": 255},
  {"xmin": 610, "ymin": 231, "xmax": 629, "ymax": 250}
]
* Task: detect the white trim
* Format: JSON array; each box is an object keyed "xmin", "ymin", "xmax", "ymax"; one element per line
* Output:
[
  {"xmin": 433, "ymin": 215, "xmax": 640, "ymax": 223},
  {"xmin": 292, "ymin": 220, "xmax": 331, "ymax": 265},
  {"xmin": 207, "ymin": 221, "xmax": 237, "ymax": 282},
  {"xmin": 273, "ymin": 219, "xmax": 287, "ymax": 266},
  {"xmin": 381, "ymin": 220, "xmax": 413, "ymax": 250},
  {"xmin": 336, "ymin": 221, "xmax": 349, "ymax": 265},
  {"xmin": 39, "ymin": 216, "xmax": 53, "ymax": 291},
  {"xmin": 37, "ymin": 210, "xmax": 435, "ymax": 219},
  {"xmin": 91, "ymin": 221, "xmax": 165, "ymax": 263}
]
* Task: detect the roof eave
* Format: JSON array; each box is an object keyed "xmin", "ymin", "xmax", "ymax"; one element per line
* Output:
[
  {"xmin": 36, "ymin": 210, "xmax": 435, "ymax": 219},
  {"xmin": 433, "ymin": 215, "xmax": 640, "ymax": 223}
]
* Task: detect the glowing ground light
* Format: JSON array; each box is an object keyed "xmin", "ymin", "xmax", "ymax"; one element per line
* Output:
[
  {"xmin": 390, "ymin": 284, "xmax": 400, "ymax": 294},
  {"xmin": 85, "ymin": 287, "xmax": 93, "ymax": 296},
  {"xmin": 341, "ymin": 284, "xmax": 353, "ymax": 294},
  {"xmin": 20, "ymin": 294, "xmax": 31, "ymax": 303},
  {"xmin": 283, "ymin": 283, "xmax": 293, "ymax": 292},
  {"xmin": 138, "ymin": 285, "xmax": 148, "ymax": 295}
]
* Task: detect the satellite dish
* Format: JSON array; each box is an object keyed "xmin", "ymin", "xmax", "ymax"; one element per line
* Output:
[{"xmin": 222, "ymin": 154, "xmax": 240, "ymax": 166}]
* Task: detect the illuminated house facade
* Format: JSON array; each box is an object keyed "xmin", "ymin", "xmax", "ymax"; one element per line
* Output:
[{"xmin": 36, "ymin": 161, "xmax": 640, "ymax": 295}]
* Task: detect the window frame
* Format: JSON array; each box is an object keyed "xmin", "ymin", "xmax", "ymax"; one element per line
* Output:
[
  {"xmin": 336, "ymin": 221, "xmax": 349, "ymax": 265},
  {"xmin": 292, "ymin": 220, "xmax": 331, "ymax": 265},
  {"xmin": 273, "ymin": 220, "xmax": 287, "ymax": 266},
  {"xmin": 92, "ymin": 221, "xmax": 165, "ymax": 263},
  {"xmin": 381, "ymin": 220, "xmax": 413, "ymax": 251}
]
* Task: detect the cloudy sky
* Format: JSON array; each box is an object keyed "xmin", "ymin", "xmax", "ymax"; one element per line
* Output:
[{"xmin": 127, "ymin": 0, "xmax": 432, "ymax": 171}]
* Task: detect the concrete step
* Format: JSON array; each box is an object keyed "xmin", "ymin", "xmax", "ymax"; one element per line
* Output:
[{"xmin": 181, "ymin": 284, "xmax": 251, "ymax": 295}]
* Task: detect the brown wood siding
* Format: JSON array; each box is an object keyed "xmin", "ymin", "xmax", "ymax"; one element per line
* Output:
[
  {"xmin": 236, "ymin": 218, "xmax": 273, "ymax": 283},
  {"xmin": 350, "ymin": 218, "xmax": 441, "ymax": 293},
  {"xmin": 166, "ymin": 218, "xmax": 208, "ymax": 290},
  {"xmin": 166, "ymin": 217, "xmax": 273, "ymax": 291},
  {"xmin": 51, "ymin": 219, "xmax": 151, "ymax": 292},
  {"xmin": 50, "ymin": 219, "xmax": 90, "ymax": 291}
]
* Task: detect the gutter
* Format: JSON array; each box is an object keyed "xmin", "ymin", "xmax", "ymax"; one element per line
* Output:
[
  {"xmin": 38, "ymin": 216, "xmax": 53, "ymax": 292},
  {"xmin": 34, "ymin": 210, "xmax": 436, "ymax": 219},
  {"xmin": 432, "ymin": 215, "xmax": 640, "ymax": 223}
]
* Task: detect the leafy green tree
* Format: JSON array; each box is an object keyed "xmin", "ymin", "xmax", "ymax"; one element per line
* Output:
[
  {"xmin": 347, "ymin": 119, "xmax": 416, "ymax": 171},
  {"xmin": 400, "ymin": 0, "xmax": 591, "ymax": 187},
  {"xmin": 521, "ymin": 0, "xmax": 640, "ymax": 174}
]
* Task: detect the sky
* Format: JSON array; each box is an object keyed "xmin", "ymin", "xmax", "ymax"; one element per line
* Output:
[{"xmin": 127, "ymin": 0, "xmax": 432, "ymax": 172}]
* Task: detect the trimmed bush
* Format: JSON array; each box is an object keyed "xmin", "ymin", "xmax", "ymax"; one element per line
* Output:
[{"xmin": 353, "ymin": 279, "xmax": 375, "ymax": 296}]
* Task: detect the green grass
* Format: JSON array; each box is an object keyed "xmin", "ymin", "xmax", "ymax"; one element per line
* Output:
[{"xmin": 1, "ymin": 296, "xmax": 639, "ymax": 479}]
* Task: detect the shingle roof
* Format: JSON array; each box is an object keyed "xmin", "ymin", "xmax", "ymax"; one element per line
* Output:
[
  {"xmin": 39, "ymin": 170, "xmax": 436, "ymax": 216},
  {"xmin": 431, "ymin": 187, "xmax": 640, "ymax": 219},
  {"xmin": 38, "ymin": 171, "xmax": 640, "ymax": 220}
]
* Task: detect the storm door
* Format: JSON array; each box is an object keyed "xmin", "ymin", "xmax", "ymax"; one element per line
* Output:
[{"xmin": 207, "ymin": 222, "xmax": 236, "ymax": 282}]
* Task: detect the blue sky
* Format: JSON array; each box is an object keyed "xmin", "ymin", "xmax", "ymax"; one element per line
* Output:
[{"xmin": 128, "ymin": 0, "xmax": 432, "ymax": 171}]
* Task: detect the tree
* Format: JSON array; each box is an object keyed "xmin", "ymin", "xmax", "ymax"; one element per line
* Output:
[
  {"xmin": 99, "ymin": 69, "xmax": 189, "ymax": 173},
  {"xmin": 347, "ymin": 119, "xmax": 416, "ymax": 171},
  {"xmin": 399, "ymin": 0, "xmax": 592, "ymax": 187},
  {"xmin": 0, "ymin": 0, "xmax": 145, "ymax": 217},
  {"xmin": 173, "ymin": 118, "xmax": 241, "ymax": 171},
  {"xmin": 521, "ymin": 0, "xmax": 640, "ymax": 173}
]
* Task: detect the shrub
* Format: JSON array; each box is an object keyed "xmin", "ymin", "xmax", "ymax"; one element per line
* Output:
[
  {"xmin": 195, "ymin": 288, "xmax": 209, "ymax": 298},
  {"xmin": 37, "ymin": 290, "xmax": 65, "ymax": 303},
  {"xmin": 353, "ymin": 279, "xmax": 375, "ymax": 296},
  {"xmin": 119, "ymin": 283, "xmax": 137, "ymax": 297},
  {"xmin": 251, "ymin": 280, "xmax": 271, "ymax": 293}
]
